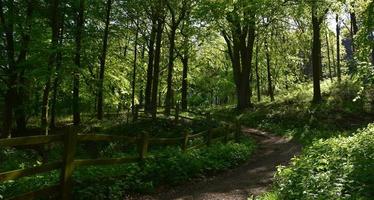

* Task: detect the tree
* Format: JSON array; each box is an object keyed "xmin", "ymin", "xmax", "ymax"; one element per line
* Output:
[
  {"xmin": 264, "ymin": 32, "xmax": 274, "ymax": 102},
  {"xmin": 41, "ymin": 0, "xmax": 61, "ymax": 135},
  {"xmin": 131, "ymin": 26, "xmax": 139, "ymax": 115},
  {"xmin": 221, "ymin": 1, "xmax": 257, "ymax": 110},
  {"xmin": 336, "ymin": 14, "xmax": 342, "ymax": 82},
  {"xmin": 164, "ymin": 0, "xmax": 190, "ymax": 116},
  {"xmin": 0, "ymin": 0, "xmax": 17, "ymax": 138},
  {"xmin": 150, "ymin": 2, "xmax": 165, "ymax": 118},
  {"xmin": 310, "ymin": 0, "xmax": 328, "ymax": 104},
  {"xmin": 97, "ymin": 0, "xmax": 113, "ymax": 120},
  {"xmin": 73, "ymin": 0, "xmax": 85, "ymax": 125}
]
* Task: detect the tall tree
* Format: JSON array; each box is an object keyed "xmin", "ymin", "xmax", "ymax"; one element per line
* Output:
[
  {"xmin": 255, "ymin": 41, "xmax": 261, "ymax": 102},
  {"xmin": 0, "ymin": 0, "xmax": 16, "ymax": 138},
  {"xmin": 336, "ymin": 14, "xmax": 341, "ymax": 82},
  {"xmin": 41, "ymin": 0, "xmax": 61, "ymax": 135},
  {"xmin": 264, "ymin": 35, "xmax": 274, "ymax": 101},
  {"xmin": 311, "ymin": 0, "xmax": 327, "ymax": 104},
  {"xmin": 221, "ymin": 2, "xmax": 256, "ymax": 110},
  {"xmin": 15, "ymin": 0, "xmax": 34, "ymax": 134},
  {"xmin": 50, "ymin": 7, "xmax": 65, "ymax": 129},
  {"xmin": 325, "ymin": 31, "xmax": 333, "ymax": 82},
  {"xmin": 164, "ymin": 0, "xmax": 189, "ymax": 116},
  {"xmin": 131, "ymin": 26, "xmax": 139, "ymax": 115},
  {"xmin": 97, "ymin": 0, "xmax": 113, "ymax": 120},
  {"xmin": 144, "ymin": 17, "xmax": 156, "ymax": 113},
  {"xmin": 150, "ymin": 9, "xmax": 164, "ymax": 118},
  {"xmin": 73, "ymin": 0, "xmax": 85, "ymax": 125}
]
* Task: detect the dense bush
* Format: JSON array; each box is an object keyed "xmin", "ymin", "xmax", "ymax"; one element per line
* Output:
[{"xmin": 261, "ymin": 124, "xmax": 374, "ymax": 200}]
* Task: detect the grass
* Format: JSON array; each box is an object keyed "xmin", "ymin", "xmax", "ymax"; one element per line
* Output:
[
  {"xmin": 211, "ymin": 78, "xmax": 373, "ymax": 145},
  {"xmin": 218, "ymin": 77, "xmax": 374, "ymax": 200}
]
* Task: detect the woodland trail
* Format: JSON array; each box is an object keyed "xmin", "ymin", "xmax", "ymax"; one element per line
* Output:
[{"xmin": 127, "ymin": 127, "xmax": 302, "ymax": 200}]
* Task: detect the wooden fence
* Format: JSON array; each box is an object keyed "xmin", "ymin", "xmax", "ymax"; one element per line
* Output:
[{"xmin": 0, "ymin": 116, "xmax": 242, "ymax": 200}]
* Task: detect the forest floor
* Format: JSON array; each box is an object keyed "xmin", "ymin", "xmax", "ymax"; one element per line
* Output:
[{"xmin": 127, "ymin": 127, "xmax": 302, "ymax": 200}]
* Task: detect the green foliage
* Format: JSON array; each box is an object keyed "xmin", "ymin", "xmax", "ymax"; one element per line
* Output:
[
  {"xmin": 212, "ymin": 78, "xmax": 373, "ymax": 145},
  {"xmin": 266, "ymin": 123, "xmax": 374, "ymax": 200},
  {"xmin": 0, "ymin": 138, "xmax": 255, "ymax": 199}
]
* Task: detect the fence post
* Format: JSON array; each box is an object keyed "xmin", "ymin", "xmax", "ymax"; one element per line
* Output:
[
  {"xmin": 61, "ymin": 128, "xmax": 78, "ymax": 200},
  {"xmin": 181, "ymin": 130, "xmax": 190, "ymax": 152},
  {"xmin": 138, "ymin": 131, "xmax": 149, "ymax": 160},
  {"xmin": 175, "ymin": 103, "xmax": 180, "ymax": 123},
  {"xmin": 234, "ymin": 119, "xmax": 241, "ymax": 142}
]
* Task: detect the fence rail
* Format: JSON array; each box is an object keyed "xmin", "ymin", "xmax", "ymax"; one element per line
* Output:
[{"xmin": 0, "ymin": 112, "xmax": 242, "ymax": 200}]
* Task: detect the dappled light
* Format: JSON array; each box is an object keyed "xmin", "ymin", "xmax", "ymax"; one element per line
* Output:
[{"xmin": 0, "ymin": 0, "xmax": 373, "ymax": 199}]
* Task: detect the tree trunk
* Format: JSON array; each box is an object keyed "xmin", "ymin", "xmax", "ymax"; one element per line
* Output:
[
  {"xmin": 131, "ymin": 28, "xmax": 138, "ymax": 115},
  {"xmin": 51, "ymin": 12, "xmax": 64, "ymax": 129},
  {"xmin": 15, "ymin": 0, "xmax": 34, "ymax": 134},
  {"xmin": 0, "ymin": 0, "xmax": 16, "ymax": 138},
  {"xmin": 350, "ymin": 10, "xmax": 358, "ymax": 53},
  {"xmin": 41, "ymin": 0, "xmax": 60, "ymax": 135},
  {"xmin": 255, "ymin": 43, "xmax": 261, "ymax": 102},
  {"xmin": 73, "ymin": 0, "xmax": 84, "ymax": 125},
  {"xmin": 222, "ymin": 19, "xmax": 255, "ymax": 111},
  {"xmin": 336, "ymin": 14, "xmax": 341, "ymax": 82},
  {"xmin": 144, "ymin": 19, "xmax": 156, "ymax": 113},
  {"xmin": 139, "ymin": 87, "xmax": 144, "ymax": 108},
  {"xmin": 311, "ymin": 3, "xmax": 322, "ymax": 104},
  {"xmin": 181, "ymin": 55, "xmax": 188, "ymax": 111},
  {"xmin": 325, "ymin": 31, "xmax": 332, "ymax": 82},
  {"xmin": 97, "ymin": 0, "xmax": 112, "ymax": 120},
  {"xmin": 265, "ymin": 37, "xmax": 274, "ymax": 102},
  {"xmin": 151, "ymin": 18, "xmax": 163, "ymax": 118},
  {"xmin": 165, "ymin": 27, "xmax": 176, "ymax": 116},
  {"xmin": 372, "ymin": 47, "xmax": 374, "ymax": 67}
]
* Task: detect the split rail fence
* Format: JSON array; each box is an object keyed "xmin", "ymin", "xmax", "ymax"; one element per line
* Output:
[{"xmin": 0, "ymin": 112, "xmax": 242, "ymax": 200}]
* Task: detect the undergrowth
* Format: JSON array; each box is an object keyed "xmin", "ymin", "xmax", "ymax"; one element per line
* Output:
[
  {"xmin": 258, "ymin": 123, "xmax": 374, "ymax": 200},
  {"xmin": 0, "ymin": 138, "xmax": 255, "ymax": 199}
]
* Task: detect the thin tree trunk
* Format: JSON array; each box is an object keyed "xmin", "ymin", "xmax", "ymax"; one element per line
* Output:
[
  {"xmin": 350, "ymin": 10, "xmax": 358, "ymax": 53},
  {"xmin": 165, "ymin": 27, "xmax": 176, "ymax": 116},
  {"xmin": 331, "ymin": 33, "xmax": 337, "ymax": 76},
  {"xmin": 41, "ymin": 0, "xmax": 60, "ymax": 135},
  {"xmin": 51, "ymin": 13, "xmax": 64, "ymax": 129},
  {"xmin": 151, "ymin": 18, "xmax": 163, "ymax": 118},
  {"xmin": 181, "ymin": 55, "xmax": 188, "ymax": 111},
  {"xmin": 0, "ymin": 0, "xmax": 16, "ymax": 138},
  {"xmin": 311, "ymin": 3, "xmax": 322, "ymax": 104},
  {"xmin": 336, "ymin": 14, "xmax": 341, "ymax": 82},
  {"xmin": 139, "ymin": 87, "xmax": 144, "ymax": 108},
  {"xmin": 325, "ymin": 31, "xmax": 332, "ymax": 82},
  {"xmin": 255, "ymin": 43, "xmax": 261, "ymax": 102},
  {"xmin": 131, "ymin": 28, "xmax": 139, "ymax": 115},
  {"xmin": 144, "ymin": 19, "xmax": 156, "ymax": 113},
  {"xmin": 97, "ymin": 0, "xmax": 112, "ymax": 120},
  {"xmin": 372, "ymin": 47, "xmax": 374, "ymax": 67},
  {"xmin": 15, "ymin": 0, "xmax": 34, "ymax": 134},
  {"xmin": 265, "ymin": 38, "xmax": 274, "ymax": 102},
  {"xmin": 73, "ymin": 0, "xmax": 84, "ymax": 125}
]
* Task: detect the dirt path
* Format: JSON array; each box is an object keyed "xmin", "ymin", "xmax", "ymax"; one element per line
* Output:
[{"xmin": 127, "ymin": 127, "xmax": 302, "ymax": 200}]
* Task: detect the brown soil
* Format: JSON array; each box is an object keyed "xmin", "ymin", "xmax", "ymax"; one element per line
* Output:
[{"xmin": 126, "ymin": 127, "xmax": 302, "ymax": 200}]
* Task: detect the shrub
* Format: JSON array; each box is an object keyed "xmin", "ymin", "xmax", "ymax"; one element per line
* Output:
[
  {"xmin": 0, "ymin": 138, "xmax": 255, "ymax": 200},
  {"xmin": 268, "ymin": 124, "xmax": 374, "ymax": 200}
]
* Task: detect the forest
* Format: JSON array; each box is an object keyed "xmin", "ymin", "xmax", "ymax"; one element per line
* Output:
[{"xmin": 0, "ymin": 0, "xmax": 373, "ymax": 199}]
